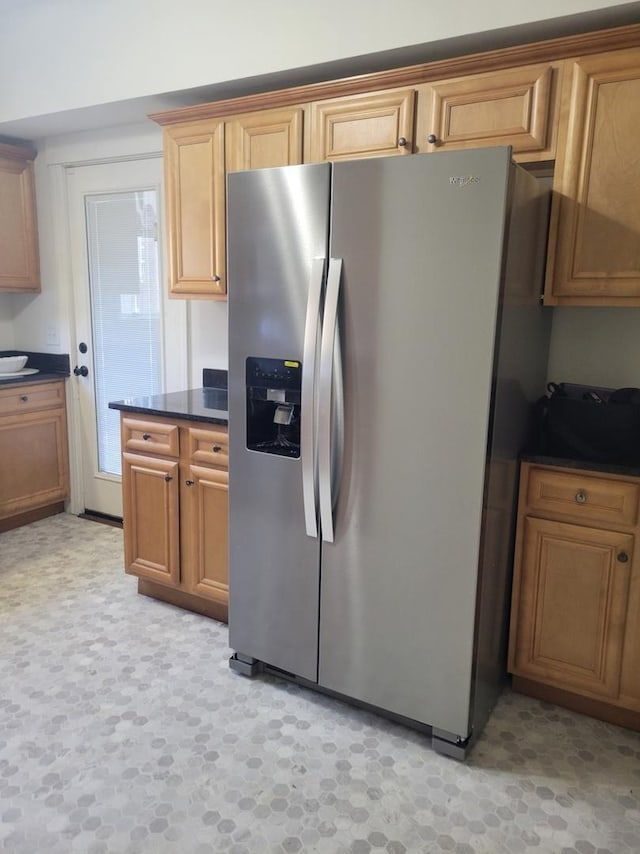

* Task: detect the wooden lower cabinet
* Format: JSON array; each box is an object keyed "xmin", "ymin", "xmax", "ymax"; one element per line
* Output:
[
  {"xmin": 182, "ymin": 464, "xmax": 229, "ymax": 606},
  {"xmin": 509, "ymin": 462, "xmax": 640, "ymax": 728},
  {"xmin": 120, "ymin": 413, "xmax": 228, "ymax": 621},
  {"xmin": 0, "ymin": 379, "xmax": 69, "ymax": 531}
]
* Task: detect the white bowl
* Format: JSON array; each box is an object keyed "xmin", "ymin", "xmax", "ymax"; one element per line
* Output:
[{"xmin": 0, "ymin": 355, "xmax": 28, "ymax": 372}]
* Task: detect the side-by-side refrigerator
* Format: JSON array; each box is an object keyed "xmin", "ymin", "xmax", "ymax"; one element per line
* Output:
[{"xmin": 227, "ymin": 148, "xmax": 550, "ymax": 758}]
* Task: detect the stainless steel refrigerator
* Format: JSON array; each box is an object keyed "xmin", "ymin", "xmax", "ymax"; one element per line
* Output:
[{"xmin": 227, "ymin": 147, "xmax": 550, "ymax": 758}]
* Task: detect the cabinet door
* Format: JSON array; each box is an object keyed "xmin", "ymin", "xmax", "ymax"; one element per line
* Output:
[
  {"xmin": 163, "ymin": 120, "xmax": 226, "ymax": 298},
  {"xmin": 182, "ymin": 463, "xmax": 228, "ymax": 606},
  {"xmin": 308, "ymin": 89, "xmax": 415, "ymax": 161},
  {"xmin": 0, "ymin": 408, "xmax": 69, "ymax": 517},
  {"xmin": 415, "ymin": 63, "xmax": 558, "ymax": 160},
  {"xmin": 226, "ymin": 107, "xmax": 303, "ymax": 172},
  {"xmin": 122, "ymin": 451, "xmax": 180, "ymax": 586},
  {"xmin": 545, "ymin": 48, "xmax": 640, "ymax": 304},
  {"xmin": 0, "ymin": 143, "xmax": 40, "ymax": 292},
  {"xmin": 510, "ymin": 516, "xmax": 633, "ymax": 700}
]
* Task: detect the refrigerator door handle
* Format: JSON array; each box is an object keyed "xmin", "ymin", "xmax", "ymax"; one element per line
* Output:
[
  {"xmin": 319, "ymin": 257, "xmax": 344, "ymax": 543},
  {"xmin": 301, "ymin": 257, "xmax": 326, "ymax": 538}
]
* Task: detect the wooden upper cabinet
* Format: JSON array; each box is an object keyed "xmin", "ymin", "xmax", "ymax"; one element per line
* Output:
[
  {"xmin": 0, "ymin": 142, "xmax": 40, "ymax": 292},
  {"xmin": 163, "ymin": 119, "xmax": 226, "ymax": 299},
  {"xmin": 544, "ymin": 47, "xmax": 640, "ymax": 305},
  {"xmin": 307, "ymin": 89, "xmax": 415, "ymax": 162},
  {"xmin": 161, "ymin": 107, "xmax": 304, "ymax": 299},
  {"xmin": 226, "ymin": 107, "xmax": 303, "ymax": 172},
  {"xmin": 415, "ymin": 63, "xmax": 560, "ymax": 161}
]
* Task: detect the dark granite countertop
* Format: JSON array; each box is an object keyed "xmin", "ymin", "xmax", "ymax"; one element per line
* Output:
[
  {"xmin": 109, "ymin": 387, "xmax": 228, "ymax": 425},
  {"xmin": 521, "ymin": 452, "xmax": 640, "ymax": 479},
  {"xmin": 0, "ymin": 351, "xmax": 70, "ymax": 386}
]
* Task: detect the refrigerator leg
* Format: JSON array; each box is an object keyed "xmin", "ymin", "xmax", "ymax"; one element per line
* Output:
[
  {"xmin": 431, "ymin": 727, "xmax": 472, "ymax": 761},
  {"xmin": 229, "ymin": 652, "xmax": 263, "ymax": 678}
]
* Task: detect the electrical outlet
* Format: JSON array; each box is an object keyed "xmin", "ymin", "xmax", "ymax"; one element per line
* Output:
[{"xmin": 46, "ymin": 324, "xmax": 59, "ymax": 347}]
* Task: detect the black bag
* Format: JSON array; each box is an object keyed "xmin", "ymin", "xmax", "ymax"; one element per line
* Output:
[{"xmin": 538, "ymin": 382, "xmax": 640, "ymax": 465}]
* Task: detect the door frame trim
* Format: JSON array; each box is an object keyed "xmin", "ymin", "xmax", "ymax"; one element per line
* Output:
[{"xmin": 57, "ymin": 155, "xmax": 187, "ymax": 515}]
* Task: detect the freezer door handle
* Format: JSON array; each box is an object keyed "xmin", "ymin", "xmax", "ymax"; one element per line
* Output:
[
  {"xmin": 319, "ymin": 257, "xmax": 344, "ymax": 543},
  {"xmin": 301, "ymin": 257, "xmax": 325, "ymax": 538}
]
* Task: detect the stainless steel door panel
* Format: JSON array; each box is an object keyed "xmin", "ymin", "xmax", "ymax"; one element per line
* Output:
[
  {"xmin": 318, "ymin": 149, "xmax": 513, "ymax": 736},
  {"xmin": 227, "ymin": 163, "xmax": 331, "ymax": 681}
]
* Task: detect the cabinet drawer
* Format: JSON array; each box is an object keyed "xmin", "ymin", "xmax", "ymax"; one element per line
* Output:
[
  {"xmin": 526, "ymin": 467, "xmax": 639, "ymax": 527},
  {"xmin": 0, "ymin": 380, "xmax": 65, "ymax": 414},
  {"xmin": 121, "ymin": 417, "xmax": 180, "ymax": 458},
  {"xmin": 186, "ymin": 425, "xmax": 228, "ymax": 469}
]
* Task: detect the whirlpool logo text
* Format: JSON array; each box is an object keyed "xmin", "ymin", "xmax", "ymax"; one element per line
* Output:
[{"xmin": 449, "ymin": 176, "xmax": 480, "ymax": 187}]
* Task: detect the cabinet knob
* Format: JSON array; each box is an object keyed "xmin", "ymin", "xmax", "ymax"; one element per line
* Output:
[
  {"xmin": 20, "ymin": 395, "xmax": 29, "ymax": 402},
  {"xmin": 617, "ymin": 552, "xmax": 629, "ymax": 563},
  {"xmin": 142, "ymin": 433, "xmax": 151, "ymax": 440},
  {"xmin": 575, "ymin": 491, "xmax": 587, "ymax": 504},
  {"xmin": 398, "ymin": 136, "xmax": 408, "ymax": 147},
  {"xmin": 427, "ymin": 134, "xmax": 438, "ymax": 145},
  {"xmin": 212, "ymin": 275, "xmax": 221, "ymax": 283},
  {"xmin": 164, "ymin": 474, "xmax": 172, "ymax": 482},
  {"xmin": 185, "ymin": 479, "xmax": 194, "ymax": 486},
  {"xmin": 212, "ymin": 445, "xmax": 222, "ymax": 453}
]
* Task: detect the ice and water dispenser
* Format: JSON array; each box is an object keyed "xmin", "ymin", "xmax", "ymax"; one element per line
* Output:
[{"xmin": 246, "ymin": 357, "xmax": 301, "ymax": 458}]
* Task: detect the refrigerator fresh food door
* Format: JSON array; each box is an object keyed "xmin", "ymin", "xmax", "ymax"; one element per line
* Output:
[
  {"xmin": 318, "ymin": 149, "xmax": 512, "ymax": 739},
  {"xmin": 227, "ymin": 162, "xmax": 331, "ymax": 682}
]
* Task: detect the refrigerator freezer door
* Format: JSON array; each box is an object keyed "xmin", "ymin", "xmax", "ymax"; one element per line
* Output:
[
  {"xmin": 227, "ymin": 163, "xmax": 331, "ymax": 682},
  {"xmin": 318, "ymin": 149, "xmax": 513, "ymax": 738}
]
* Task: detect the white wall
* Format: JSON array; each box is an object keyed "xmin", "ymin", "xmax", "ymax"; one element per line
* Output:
[
  {"xmin": 549, "ymin": 309, "xmax": 640, "ymax": 388},
  {"xmin": 0, "ymin": 304, "xmax": 16, "ymax": 350},
  {"xmin": 0, "ymin": 0, "xmax": 638, "ymax": 130}
]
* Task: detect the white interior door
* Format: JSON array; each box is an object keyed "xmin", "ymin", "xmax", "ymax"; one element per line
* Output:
[{"xmin": 67, "ymin": 158, "xmax": 186, "ymax": 518}]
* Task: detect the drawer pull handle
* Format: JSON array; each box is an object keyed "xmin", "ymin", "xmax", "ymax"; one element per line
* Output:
[
  {"xmin": 142, "ymin": 433, "xmax": 151, "ymax": 440},
  {"xmin": 20, "ymin": 395, "xmax": 29, "ymax": 402},
  {"xmin": 185, "ymin": 479, "xmax": 194, "ymax": 486},
  {"xmin": 164, "ymin": 474, "xmax": 172, "ymax": 483},
  {"xmin": 617, "ymin": 552, "xmax": 629, "ymax": 563},
  {"xmin": 575, "ymin": 491, "xmax": 587, "ymax": 504},
  {"xmin": 212, "ymin": 445, "xmax": 222, "ymax": 453}
]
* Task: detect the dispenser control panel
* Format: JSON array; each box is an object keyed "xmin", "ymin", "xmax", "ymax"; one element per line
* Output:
[{"xmin": 245, "ymin": 357, "xmax": 302, "ymax": 458}]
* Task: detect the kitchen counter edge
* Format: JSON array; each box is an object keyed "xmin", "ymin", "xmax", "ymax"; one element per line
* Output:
[
  {"xmin": 521, "ymin": 452, "xmax": 640, "ymax": 479},
  {"xmin": 108, "ymin": 387, "xmax": 228, "ymax": 426}
]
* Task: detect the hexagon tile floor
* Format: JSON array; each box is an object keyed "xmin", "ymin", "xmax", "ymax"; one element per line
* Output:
[{"xmin": 1, "ymin": 515, "xmax": 639, "ymax": 854}]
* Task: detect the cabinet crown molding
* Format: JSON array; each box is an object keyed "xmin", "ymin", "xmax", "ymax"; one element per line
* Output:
[{"xmin": 149, "ymin": 23, "xmax": 640, "ymax": 126}]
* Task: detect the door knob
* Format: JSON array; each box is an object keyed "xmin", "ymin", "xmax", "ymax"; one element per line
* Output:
[{"xmin": 73, "ymin": 365, "xmax": 89, "ymax": 377}]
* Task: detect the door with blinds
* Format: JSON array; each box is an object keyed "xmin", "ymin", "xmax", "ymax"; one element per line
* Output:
[{"xmin": 67, "ymin": 158, "xmax": 186, "ymax": 519}]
